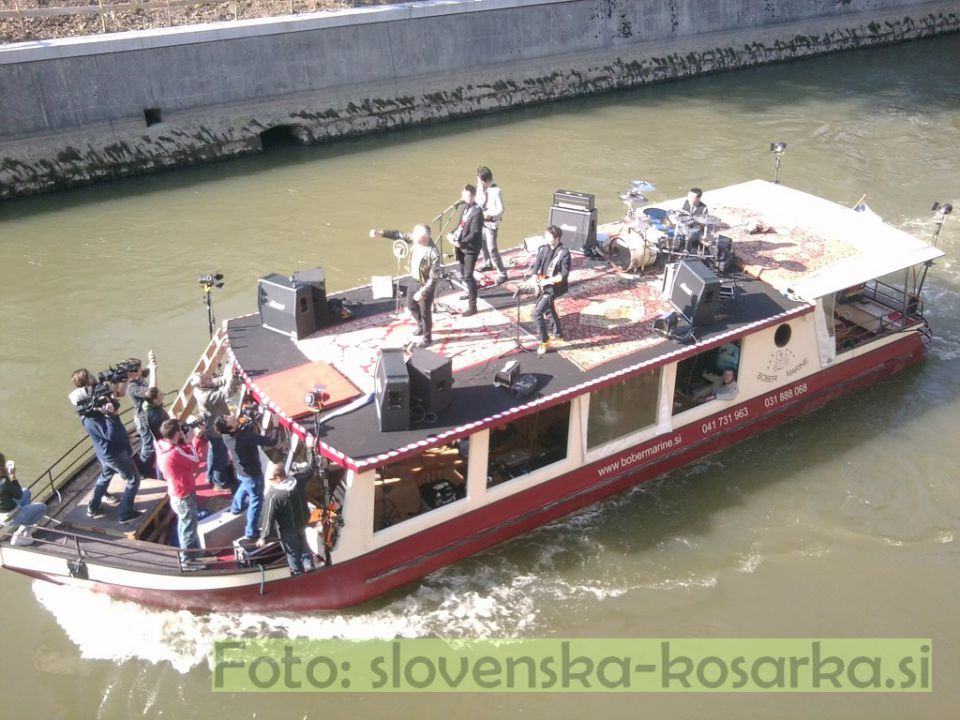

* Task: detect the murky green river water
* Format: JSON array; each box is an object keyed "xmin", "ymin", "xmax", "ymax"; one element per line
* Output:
[{"xmin": 0, "ymin": 33, "xmax": 959, "ymax": 719}]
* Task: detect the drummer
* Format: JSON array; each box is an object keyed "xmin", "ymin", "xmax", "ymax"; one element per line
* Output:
[{"xmin": 678, "ymin": 187, "xmax": 709, "ymax": 253}]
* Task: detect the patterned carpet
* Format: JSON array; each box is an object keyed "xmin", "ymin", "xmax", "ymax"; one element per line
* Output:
[
  {"xmin": 499, "ymin": 256, "xmax": 673, "ymax": 371},
  {"xmin": 295, "ymin": 287, "xmax": 526, "ymax": 393},
  {"xmin": 710, "ymin": 202, "xmax": 860, "ymax": 292}
]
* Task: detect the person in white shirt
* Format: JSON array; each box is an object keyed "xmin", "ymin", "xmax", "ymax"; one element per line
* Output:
[{"xmin": 475, "ymin": 166, "xmax": 508, "ymax": 284}]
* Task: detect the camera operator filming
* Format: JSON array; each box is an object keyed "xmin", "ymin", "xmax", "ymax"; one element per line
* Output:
[{"xmin": 69, "ymin": 367, "xmax": 142, "ymax": 523}]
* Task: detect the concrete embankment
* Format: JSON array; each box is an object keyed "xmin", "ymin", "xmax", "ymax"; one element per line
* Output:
[{"xmin": 1, "ymin": 0, "xmax": 957, "ymax": 199}]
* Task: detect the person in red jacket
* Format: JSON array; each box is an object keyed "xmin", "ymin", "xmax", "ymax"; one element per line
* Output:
[{"xmin": 155, "ymin": 418, "xmax": 204, "ymax": 565}]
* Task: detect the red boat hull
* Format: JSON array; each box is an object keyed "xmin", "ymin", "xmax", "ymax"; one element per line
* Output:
[{"xmin": 19, "ymin": 333, "xmax": 924, "ymax": 611}]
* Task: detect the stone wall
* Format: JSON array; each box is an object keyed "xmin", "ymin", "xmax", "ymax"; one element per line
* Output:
[{"xmin": 0, "ymin": 0, "xmax": 957, "ymax": 198}]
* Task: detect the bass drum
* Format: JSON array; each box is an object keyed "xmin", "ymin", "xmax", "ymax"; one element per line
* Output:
[{"xmin": 610, "ymin": 231, "xmax": 658, "ymax": 272}]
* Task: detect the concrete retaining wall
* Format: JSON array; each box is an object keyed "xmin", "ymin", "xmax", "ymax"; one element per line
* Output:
[{"xmin": 1, "ymin": 0, "xmax": 957, "ymax": 198}]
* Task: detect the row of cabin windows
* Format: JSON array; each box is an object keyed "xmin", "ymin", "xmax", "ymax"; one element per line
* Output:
[{"xmin": 373, "ymin": 339, "xmax": 746, "ymax": 533}]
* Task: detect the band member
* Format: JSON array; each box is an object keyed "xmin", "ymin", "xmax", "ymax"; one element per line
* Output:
[
  {"xmin": 476, "ymin": 166, "xmax": 508, "ymax": 284},
  {"xmin": 678, "ymin": 187, "xmax": 708, "ymax": 253},
  {"xmin": 447, "ymin": 184, "xmax": 484, "ymax": 317},
  {"xmin": 530, "ymin": 225, "xmax": 571, "ymax": 355},
  {"xmin": 371, "ymin": 224, "xmax": 441, "ymax": 346}
]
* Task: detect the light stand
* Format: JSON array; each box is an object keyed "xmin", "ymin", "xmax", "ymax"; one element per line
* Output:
[
  {"xmin": 199, "ymin": 272, "xmax": 224, "ymax": 338},
  {"xmin": 391, "ymin": 240, "xmax": 409, "ymax": 317},
  {"xmin": 304, "ymin": 386, "xmax": 333, "ymax": 568},
  {"xmin": 931, "ymin": 201, "xmax": 953, "ymax": 247},
  {"xmin": 770, "ymin": 142, "xmax": 787, "ymax": 184}
]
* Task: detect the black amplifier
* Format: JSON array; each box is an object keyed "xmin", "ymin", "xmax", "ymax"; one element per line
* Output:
[
  {"xmin": 407, "ymin": 348, "xmax": 453, "ymax": 415},
  {"xmin": 670, "ymin": 259, "xmax": 721, "ymax": 327},
  {"xmin": 374, "ymin": 348, "xmax": 410, "ymax": 432},
  {"xmin": 291, "ymin": 267, "xmax": 329, "ymax": 326},
  {"xmin": 548, "ymin": 205, "xmax": 597, "ymax": 253},
  {"xmin": 258, "ymin": 274, "xmax": 319, "ymax": 340},
  {"xmin": 552, "ymin": 189, "xmax": 595, "ymax": 212}
]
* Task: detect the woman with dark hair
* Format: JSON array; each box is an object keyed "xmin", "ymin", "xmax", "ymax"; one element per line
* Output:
[{"xmin": 0, "ymin": 453, "xmax": 47, "ymax": 545}]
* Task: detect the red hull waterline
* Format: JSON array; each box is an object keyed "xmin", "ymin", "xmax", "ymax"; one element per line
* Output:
[{"xmin": 16, "ymin": 333, "xmax": 924, "ymax": 612}]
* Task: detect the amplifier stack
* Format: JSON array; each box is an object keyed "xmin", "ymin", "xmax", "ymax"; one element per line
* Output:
[{"xmin": 548, "ymin": 189, "xmax": 597, "ymax": 253}]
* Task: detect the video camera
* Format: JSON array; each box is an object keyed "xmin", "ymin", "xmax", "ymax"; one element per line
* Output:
[
  {"xmin": 97, "ymin": 360, "xmax": 141, "ymax": 385},
  {"xmin": 180, "ymin": 418, "xmax": 205, "ymax": 433},
  {"xmin": 74, "ymin": 382, "xmax": 117, "ymax": 417},
  {"xmin": 240, "ymin": 399, "xmax": 263, "ymax": 424}
]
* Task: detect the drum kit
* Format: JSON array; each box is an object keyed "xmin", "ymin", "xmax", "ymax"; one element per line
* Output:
[{"xmin": 603, "ymin": 179, "xmax": 731, "ymax": 274}]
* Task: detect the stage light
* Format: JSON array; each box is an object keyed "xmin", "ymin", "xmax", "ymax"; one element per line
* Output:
[
  {"xmin": 769, "ymin": 142, "xmax": 787, "ymax": 184},
  {"xmin": 931, "ymin": 201, "xmax": 954, "ymax": 246},
  {"xmin": 198, "ymin": 272, "xmax": 225, "ymax": 338}
]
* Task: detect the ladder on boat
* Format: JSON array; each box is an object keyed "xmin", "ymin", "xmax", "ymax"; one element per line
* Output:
[{"xmin": 170, "ymin": 326, "xmax": 229, "ymax": 421}]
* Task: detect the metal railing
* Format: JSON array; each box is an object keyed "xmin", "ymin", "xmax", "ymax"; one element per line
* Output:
[
  {"xmin": 17, "ymin": 521, "xmax": 289, "ymax": 575},
  {"xmin": 26, "ymin": 390, "xmax": 178, "ymax": 505}
]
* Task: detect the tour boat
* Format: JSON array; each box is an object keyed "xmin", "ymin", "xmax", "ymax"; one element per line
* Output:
[{"xmin": 0, "ymin": 179, "xmax": 943, "ymax": 612}]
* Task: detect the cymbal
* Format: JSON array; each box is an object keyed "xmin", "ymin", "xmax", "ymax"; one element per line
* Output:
[
  {"xmin": 630, "ymin": 180, "xmax": 657, "ymax": 193},
  {"xmin": 693, "ymin": 215, "xmax": 723, "ymax": 227}
]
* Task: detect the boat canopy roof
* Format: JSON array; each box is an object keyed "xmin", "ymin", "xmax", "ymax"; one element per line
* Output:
[{"xmin": 699, "ymin": 180, "xmax": 944, "ymax": 301}]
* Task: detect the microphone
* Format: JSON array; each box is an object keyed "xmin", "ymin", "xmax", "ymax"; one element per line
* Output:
[{"xmin": 432, "ymin": 199, "xmax": 464, "ymax": 223}]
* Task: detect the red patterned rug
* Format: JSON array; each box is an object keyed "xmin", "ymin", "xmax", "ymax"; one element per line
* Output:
[
  {"xmin": 499, "ymin": 257, "xmax": 672, "ymax": 371},
  {"xmin": 710, "ymin": 202, "xmax": 859, "ymax": 292},
  {"xmin": 295, "ymin": 287, "xmax": 527, "ymax": 392}
]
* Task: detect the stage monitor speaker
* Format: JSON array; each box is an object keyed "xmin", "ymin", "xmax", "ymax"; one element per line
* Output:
[
  {"xmin": 374, "ymin": 348, "xmax": 410, "ymax": 432},
  {"xmin": 670, "ymin": 259, "xmax": 721, "ymax": 326},
  {"xmin": 291, "ymin": 267, "xmax": 330, "ymax": 327},
  {"xmin": 548, "ymin": 205, "xmax": 597, "ymax": 253},
  {"xmin": 407, "ymin": 348, "xmax": 453, "ymax": 415},
  {"xmin": 258, "ymin": 273, "xmax": 319, "ymax": 340},
  {"xmin": 552, "ymin": 189, "xmax": 595, "ymax": 212}
]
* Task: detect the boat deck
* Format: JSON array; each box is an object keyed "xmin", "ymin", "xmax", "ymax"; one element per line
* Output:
[{"xmin": 228, "ymin": 255, "xmax": 805, "ymax": 469}]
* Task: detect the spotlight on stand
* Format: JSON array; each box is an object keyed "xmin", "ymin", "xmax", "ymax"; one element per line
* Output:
[
  {"xmin": 304, "ymin": 384, "xmax": 328, "ymax": 411},
  {"xmin": 931, "ymin": 201, "xmax": 953, "ymax": 247},
  {"xmin": 199, "ymin": 272, "xmax": 225, "ymax": 338},
  {"xmin": 769, "ymin": 142, "xmax": 787, "ymax": 184}
]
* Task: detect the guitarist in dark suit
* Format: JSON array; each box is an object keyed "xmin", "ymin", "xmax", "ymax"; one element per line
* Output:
[
  {"xmin": 448, "ymin": 184, "xmax": 484, "ymax": 317},
  {"xmin": 530, "ymin": 225, "xmax": 572, "ymax": 355}
]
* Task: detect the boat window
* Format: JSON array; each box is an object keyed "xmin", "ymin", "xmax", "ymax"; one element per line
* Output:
[
  {"xmin": 672, "ymin": 340, "xmax": 742, "ymax": 414},
  {"xmin": 774, "ymin": 324, "xmax": 792, "ymax": 347},
  {"xmin": 587, "ymin": 369, "xmax": 661, "ymax": 449},
  {"xmin": 373, "ymin": 441, "xmax": 466, "ymax": 532},
  {"xmin": 487, "ymin": 403, "xmax": 571, "ymax": 488},
  {"xmin": 832, "ymin": 279, "xmax": 921, "ymax": 353}
]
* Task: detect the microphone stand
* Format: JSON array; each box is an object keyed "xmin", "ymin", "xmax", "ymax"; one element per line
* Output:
[
  {"xmin": 510, "ymin": 278, "xmax": 532, "ymax": 353},
  {"xmin": 431, "ymin": 202, "xmax": 468, "ymax": 303}
]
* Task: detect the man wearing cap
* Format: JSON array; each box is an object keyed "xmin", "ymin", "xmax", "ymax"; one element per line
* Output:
[{"xmin": 190, "ymin": 364, "xmax": 237, "ymax": 489}]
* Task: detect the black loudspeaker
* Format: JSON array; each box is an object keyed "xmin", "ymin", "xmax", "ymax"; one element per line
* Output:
[
  {"xmin": 374, "ymin": 348, "xmax": 410, "ymax": 432},
  {"xmin": 548, "ymin": 205, "xmax": 597, "ymax": 253},
  {"xmin": 552, "ymin": 189, "xmax": 595, "ymax": 212},
  {"xmin": 407, "ymin": 349, "xmax": 453, "ymax": 415},
  {"xmin": 291, "ymin": 267, "xmax": 330, "ymax": 326},
  {"xmin": 670, "ymin": 259, "xmax": 721, "ymax": 326},
  {"xmin": 258, "ymin": 274, "xmax": 319, "ymax": 340}
]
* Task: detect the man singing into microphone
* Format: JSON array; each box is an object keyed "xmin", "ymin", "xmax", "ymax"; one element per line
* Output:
[
  {"xmin": 371, "ymin": 224, "xmax": 441, "ymax": 347},
  {"xmin": 448, "ymin": 184, "xmax": 484, "ymax": 317}
]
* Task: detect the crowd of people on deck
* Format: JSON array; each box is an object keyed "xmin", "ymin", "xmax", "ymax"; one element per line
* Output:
[{"xmin": 47, "ymin": 353, "xmax": 314, "ymax": 574}]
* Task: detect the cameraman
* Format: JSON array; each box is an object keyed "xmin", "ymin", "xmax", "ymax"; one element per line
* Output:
[
  {"xmin": 69, "ymin": 368, "xmax": 142, "ymax": 523},
  {"xmin": 155, "ymin": 418, "xmax": 203, "ymax": 565},
  {"xmin": 190, "ymin": 366, "xmax": 238, "ymax": 490},
  {"xmin": 125, "ymin": 351, "xmax": 158, "ymax": 477},
  {"xmin": 215, "ymin": 413, "xmax": 279, "ymax": 541}
]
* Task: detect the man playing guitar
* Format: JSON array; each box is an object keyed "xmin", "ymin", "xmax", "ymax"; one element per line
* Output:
[
  {"xmin": 529, "ymin": 225, "xmax": 571, "ymax": 355},
  {"xmin": 447, "ymin": 184, "xmax": 484, "ymax": 317}
]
